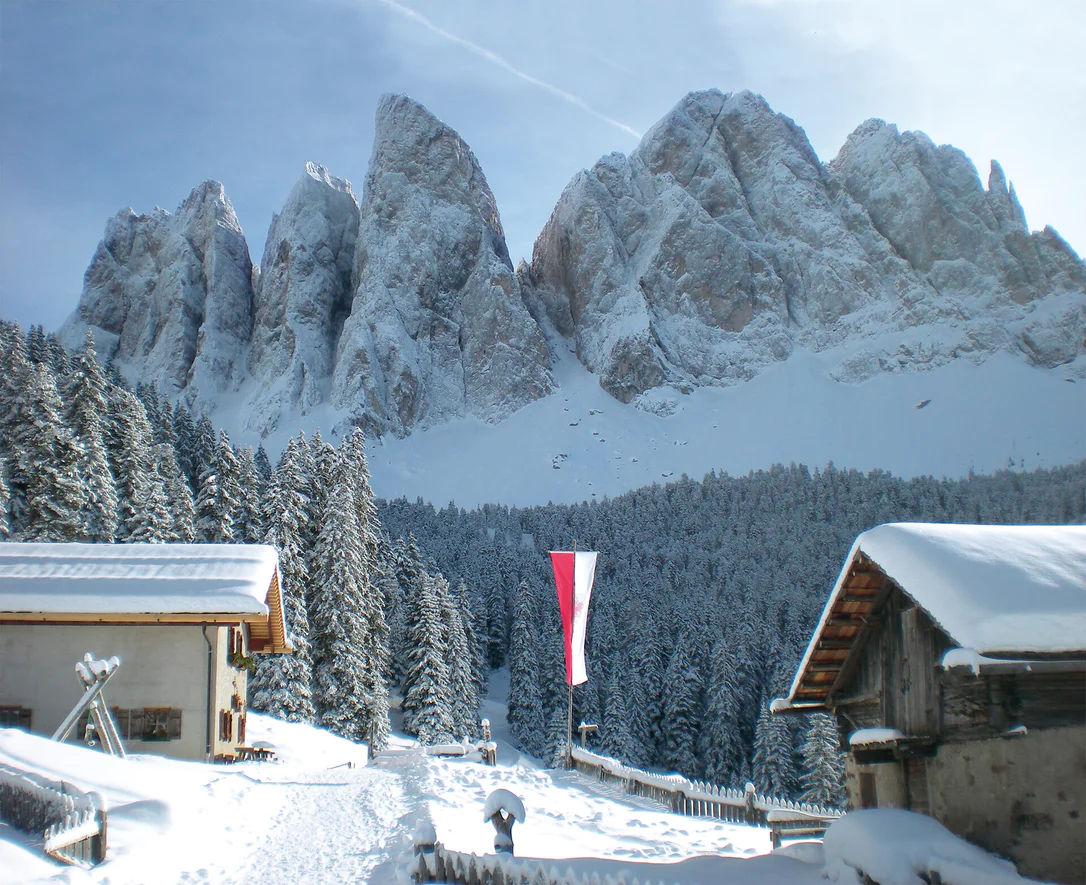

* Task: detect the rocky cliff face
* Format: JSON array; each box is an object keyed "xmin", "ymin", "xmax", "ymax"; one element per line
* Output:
[
  {"xmin": 60, "ymin": 90, "xmax": 1084, "ymax": 438},
  {"xmin": 62, "ymin": 181, "xmax": 254, "ymax": 396},
  {"xmin": 330, "ymin": 94, "xmax": 553, "ymax": 437},
  {"xmin": 528, "ymin": 89, "xmax": 1085, "ymax": 402},
  {"xmin": 246, "ymin": 163, "xmax": 359, "ymax": 434}
]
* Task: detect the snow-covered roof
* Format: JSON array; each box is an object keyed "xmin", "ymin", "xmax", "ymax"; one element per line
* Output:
[
  {"xmin": 0, "ymin": 543, "xmax": 280, "ymax": 616},
  {"xmin": 785, "ymin": 523, "xmax": 1086, "ymax": 708},
  {"xmin": 847, "ymin": 523, "xmax": 1086, "ymax": 653}
]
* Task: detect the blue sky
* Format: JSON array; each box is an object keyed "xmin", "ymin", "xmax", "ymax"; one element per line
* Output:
[{"xmin": 2, "ymin": 0, "xmax": 1083, "ymax": 331}]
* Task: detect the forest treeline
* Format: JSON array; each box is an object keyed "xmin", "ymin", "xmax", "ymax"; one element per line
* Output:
[{"xmin": 2, "ymin": 320, "xmax": 1083, "ymax": 806}]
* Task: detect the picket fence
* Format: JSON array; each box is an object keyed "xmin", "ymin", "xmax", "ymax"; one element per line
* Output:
[
  {"xmin": 569, "ymin": 747, "xmax": 841, "ymax": 846},
  {"xmin": 412, "ymin": 840, "xmax": 671, "ymax": 885},
  {"xmin": 0, "ymin": 763, "xmax": 107, "ymax": 867}
]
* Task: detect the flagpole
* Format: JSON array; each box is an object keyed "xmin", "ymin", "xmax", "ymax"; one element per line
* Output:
[{"xmin": 568, "ymin": 539, "xmax": 576, "ymax": 768}]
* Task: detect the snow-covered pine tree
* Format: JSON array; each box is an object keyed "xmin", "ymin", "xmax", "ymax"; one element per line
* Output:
[
  {"xmin": 250, "ymin": 437, "xmax": 316, "ymax": 722},
  {"xmin": 455, "ymin": 578, "xmax": 489, "ymax": 706},
  {"xmin": 752, "ymin": 704, "xmax": 797, "ymax": 799},
  {"xmin": 172, "ymin": 405, "xmax": 200, "ymax": 491},
  {"xmin": 659, "ymin": 636, "xmax": 704, "ymax": 779},
  {"xmin": 699, "ymin": 636, "xmax": 757, "ymax": 787},
  {"xmin": 402, "ymin": 569, "xmax": 456, "ymax": 744},
  {"xmin": 65, "ymin": 331, "xmax": 119, "ymax": 542},
  {"xmin": 600, "ymin": 651, "xmax": 641, "ymax": 762},
  {"xmin": 340, "ymin": 429, "xmax": 392, "ymax": 748},
  {"xmin": 506, "ymin": 581, "xmax": 545, "ymax": 756},
  {"xmin": 309, "ymin": 433, "xmax": 390, "ymax": 748},
  {"xmin": 442, "ymin": 577, "xmax": 479, "ymax": 739},
  {"xmin": 0, "ymin": 324, "xmax": 34, "ymax": 532},
  {"xmin": 0, "ymin": 459, "xmax": 9, "ymax": 539},
  {"xmin": 190, "ymin": 416, "xmax": 218, "ymax": 499},
  {"xmin": 106, "ymin": 389, "xmax": 173, "ymax": 542},
  {"xmin": 25, "ymin": 325, "xmax": 47, "ymax": 366},
  {"xmin": 16, "ymin": 365, "xmax": 92, "ymax": 542},
  {"xmin": 195, "ymin": 430, "xmax": 243, "ymax": 543},
  {"xmin": 236, "ymin": 445, "xmax": 267, "ymax": 545},
  {"xmin": 154, "ymin": 443, "xmax": 196, "ymax": 542},
  {"xmin": 800, "ymin": 712, "xmax": 845, "ymax": 807}
]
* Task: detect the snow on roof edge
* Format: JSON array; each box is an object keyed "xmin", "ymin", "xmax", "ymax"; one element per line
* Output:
[{"xmin": 0, "ymin": 543, "xmax": 280, "ymax": 617}]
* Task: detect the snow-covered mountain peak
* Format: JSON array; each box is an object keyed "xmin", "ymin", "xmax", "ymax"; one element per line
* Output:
[{"xmin": 52, "ymin": 90, "xmax": 1084, "ymax": 503}]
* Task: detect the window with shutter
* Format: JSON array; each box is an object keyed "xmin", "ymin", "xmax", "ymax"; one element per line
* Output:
[
  {"xmin": 130, "ymin": 708, "xmax": 145, "ymax": 740},
  {"xmin": 238, "ymin": 714, "xmax": 246, "ymax": 745},
  {"xmin": 110, "ymin": 707, "xmax": 130, "ymax": 740},
  {"xmin": 0, "ymin": 707, "xmax": 33, "ymax": 730},
  {"xmin": 167, "ymin": 708, "xmax": 182, "ymax": 740},
  {"xmin": 144, "ymin": 708, "xmax": 170, "ymax": 741}
]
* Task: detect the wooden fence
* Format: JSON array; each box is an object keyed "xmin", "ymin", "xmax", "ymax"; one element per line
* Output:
[
  {"xmin": 0, "ymin": 763, "xmax": 107, "ymax": 867},
  {"xmin": 570, "ymin": 747, "xmax": 841, "ymax": 846},
  {"xmin": 412, "ymin": 840, "xmax": 652, "ymax": 885}
]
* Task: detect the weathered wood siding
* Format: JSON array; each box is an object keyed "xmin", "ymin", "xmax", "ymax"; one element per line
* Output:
[{"xmin": 835, "ymin": 585, "xmax": 952, "ymax": 736}]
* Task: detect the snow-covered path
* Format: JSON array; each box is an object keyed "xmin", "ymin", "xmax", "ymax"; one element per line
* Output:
[{"xmin": 179, "ymin": 764, "xmax": 407, "ymax": 885}]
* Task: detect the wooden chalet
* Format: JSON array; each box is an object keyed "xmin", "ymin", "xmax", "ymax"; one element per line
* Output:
[
  {"xmin": 0, "ymin": 543, "xmax": 292, "ymax": 762},
  {"xmin": 775, "ymin": 523, "xmax": 1086, "ymax": 883}
]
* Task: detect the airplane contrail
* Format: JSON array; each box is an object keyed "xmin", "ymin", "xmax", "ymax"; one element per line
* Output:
[{"xmin": 372, "ymin": 0, "xmax": 642, "ymax": 140}]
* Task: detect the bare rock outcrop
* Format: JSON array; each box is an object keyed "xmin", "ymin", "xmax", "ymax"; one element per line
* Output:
[
  {"xmin": 528, "ymin": 90, "xmax": 1085, "ymax": 401},
  {"xmin": 60, "ymin": 181, "xmax": 254, "ymax": 396},
  {"xmin": 246, "ymin": 163, "xmax": 359, "ymax": 434},
  {"xmin": 330, "ymin": 94, "xmax": 553, "ymax": 436}
]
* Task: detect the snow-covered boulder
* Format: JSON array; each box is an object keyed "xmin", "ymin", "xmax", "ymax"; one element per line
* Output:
[{"xmin": 823, "ymin": 809, "xmax": 1030, "ymax": 885}]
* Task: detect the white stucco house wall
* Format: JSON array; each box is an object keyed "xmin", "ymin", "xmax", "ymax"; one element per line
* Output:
[{"xmin": 0, "ymin": 543, "xmax": 292, "ymax": 762}]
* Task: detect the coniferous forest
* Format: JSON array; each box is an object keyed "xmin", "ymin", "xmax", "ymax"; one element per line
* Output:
[{"xmin": 2, "ymin": 320, "xmax": 1084, "ymax": 805}]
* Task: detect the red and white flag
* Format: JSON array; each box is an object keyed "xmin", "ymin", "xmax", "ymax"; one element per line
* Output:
[{"xmin": 550, "ymin": 550, "xmax": 598, "ymax": 686}]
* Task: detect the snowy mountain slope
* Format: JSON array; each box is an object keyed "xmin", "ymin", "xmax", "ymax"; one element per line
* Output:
[
  {"xmin": 224, "ymin": 333, "xmax": 1086, "ymax": 509},
  {"xmin": 54, "ymin": 90, "xmax": 1084, "ymax": 479}
]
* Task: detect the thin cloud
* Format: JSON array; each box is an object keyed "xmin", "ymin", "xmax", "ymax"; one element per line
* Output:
[{"xmin": 371, "ymin": 0, "xmax": 642, "ymax": 140}]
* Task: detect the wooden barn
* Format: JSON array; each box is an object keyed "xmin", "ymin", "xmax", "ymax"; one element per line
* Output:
[
  {"xmin": 0, "ymin": 543, "xmax": 292, "ymax": 762},
  {"xmin": 775, "ymin": 523, "xmax": 1086, "ymax": 883}
]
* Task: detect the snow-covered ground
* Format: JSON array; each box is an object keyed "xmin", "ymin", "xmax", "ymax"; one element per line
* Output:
[
  {"xmin": 230, "ymin": 339, "xmax": 1086, "ymax": 510},
  {"xmin": 0, "ymin": 673, "xmax": 827, "ymax": 885},
  {"xmin": 0, "ymin": 670, "xmax": 1049, "ymax": 885}
]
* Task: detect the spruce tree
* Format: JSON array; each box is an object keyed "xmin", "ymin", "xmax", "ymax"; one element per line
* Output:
[
  {"xmin": 659, "ymin": 637, "xmax": 704, "ymax": 779},
  {"xmin": 800, "ymin": 713, "xmax": 845, "ymax": 807},
  {"xmin": 506, "ymin": 582, "xmax": 545, "ymax": 756},
  {"xmin": 402, "ymin": 570, "xmax": 455, "ymax": 744},
  {"xmin": 309, "ymin": 433, "xmax": 390, "ymax": 748},
  {"xmin": 0, "ymin": 459, "xmax": 8, "ymax": 539},
  {"xmin": 195, "ymin": 430, "xmax": 243, "ymax": 543},
  {"xmin": 154, "ymin": 443, "xmax": 196, "ymax": 542},
  {"xmin": 16, "ymin": 365, "xmax": 92, "ymax": 541},
  {"xmin": 65, "ymin": 331, "xmax": 119, "ymax": 542},
  {"xmin": 753, "ymin": 704, "xmax": 797, "ymax": 799},
  {"xmin": 442, "ymin": 578, "xmax": 479, "ymax": 739},
  {"xmin": 250, "ymin": 437, "xmax": 317, "ymax": 722},
  {"xmin": 107, "ymin": 389, "xmax": 172, "ymax": 542}
]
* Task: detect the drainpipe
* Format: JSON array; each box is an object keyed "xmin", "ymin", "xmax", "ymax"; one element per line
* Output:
[{"xmin": 202, "ymin": 625, "xmax": 214, "ymax": 762}]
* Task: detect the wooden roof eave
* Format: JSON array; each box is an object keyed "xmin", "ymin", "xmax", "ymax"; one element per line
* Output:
[
  {"xmin": 251, "ymin": 568, "xmax": 293, "ymax": 655},
  {"xmin": 791, "ymin": 553, "xmax": 893, "ymax": 708}
]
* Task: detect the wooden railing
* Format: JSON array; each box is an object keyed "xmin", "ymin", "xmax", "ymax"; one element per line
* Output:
[
  {"xmin": 570, "ymin": 747, "xmax": 841, "ymax": 845},
  {"xmin": 0, "ymin": 763, "xmax": 107, "ymax": 867}
]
